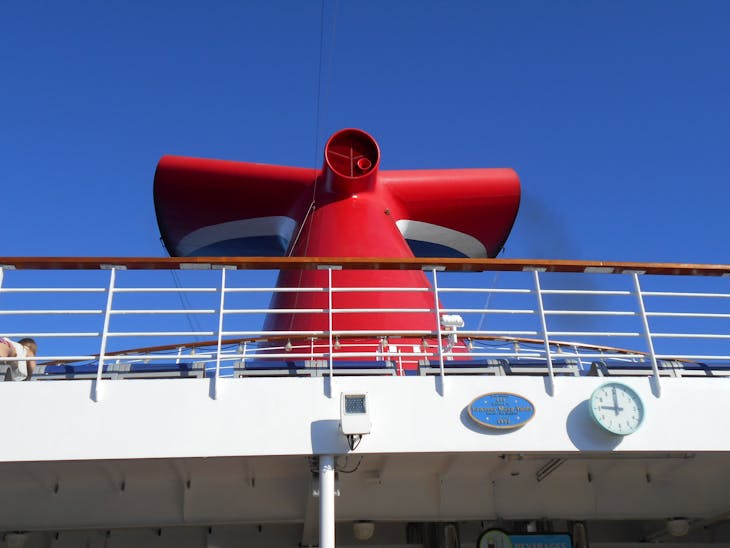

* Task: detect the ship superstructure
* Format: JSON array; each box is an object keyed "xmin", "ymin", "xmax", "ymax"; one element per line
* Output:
[
  {"xmin": 153, "ymin": 128, "xmax": 518, "ymax": 372},
  {"xmin": 1, "ymin": 257, "xmax": 730, "ymax": 547},
  {"xmin": 1, "ymin": 130, "xmax": 730, "ymax": 547}
]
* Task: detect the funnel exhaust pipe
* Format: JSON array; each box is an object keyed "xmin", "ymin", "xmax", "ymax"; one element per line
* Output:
[{"xmin": 322, "ymin": 128, "xmax": 380, "ymax": 195}]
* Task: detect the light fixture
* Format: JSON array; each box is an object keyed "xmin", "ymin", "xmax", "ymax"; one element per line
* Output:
[
  {"xmin": 353, "ymin": 521, "xmax": 375, "ymax": 541},
  {"xmin": 4, "ymin": 532, "xmax": 29, "ymax": 548},
  {"xmin": 440, "ymin": 314, "xmax": 464, "ymax": 329},
  {"xmin": 340, "ymin": 393, "xmax": 371, "ymax": 450},
  {"xmin": 284, "ymin": 339, "xmax": 293, "ymax": 352},
  {"xmin": 666, "ymin": 518, "xmax": 690, "ymax": 537}
]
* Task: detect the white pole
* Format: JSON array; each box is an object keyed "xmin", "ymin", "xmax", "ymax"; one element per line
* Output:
[
  {"xmin": 319, "ymin": 455, "xmax": 335, "ymax": 548},
  {"xmin": 632, "ymin": 273, "xmax": 662, "ymax": 395},
  {"xmin": 432, "ymin": 268, "xmax": 445, "ymax": 391},
  {"xmin": 532, "ymin": 270, "xmax": 555, "ymax": 396},
  {"xmin": 328, "ymin": 267, "xmax": 334, "ymax": 376},
  {"xmin": 213, "ymin": 268, "xmax": 226, "ymax": 399},
  {"xmin": 94, "ymin": 268, "xmax": 117, "ymax": 402}
]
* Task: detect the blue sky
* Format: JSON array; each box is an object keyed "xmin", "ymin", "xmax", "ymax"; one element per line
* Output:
[{"xmin": 2, "ymin": 1, "xmax": 729, "ymax": 264}]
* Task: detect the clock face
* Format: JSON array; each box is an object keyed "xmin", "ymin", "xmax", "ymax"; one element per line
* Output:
[
  {"xmin": 590, "ymin": 383, "xmax": 644, "ymax": 435},
  {"xmin": 477, "ymin": 529, "xmax": 513, "ymax": 548}
]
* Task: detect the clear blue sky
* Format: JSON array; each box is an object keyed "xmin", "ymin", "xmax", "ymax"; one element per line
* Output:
[{"xmin": 2, "ymin": 1, "xmax": 729, "ymax": 264}]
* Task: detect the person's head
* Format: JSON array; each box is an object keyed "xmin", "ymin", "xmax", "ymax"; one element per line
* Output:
[{"xmin": 18, "ymin": 338, "xmax": 37, "ymax": 357}]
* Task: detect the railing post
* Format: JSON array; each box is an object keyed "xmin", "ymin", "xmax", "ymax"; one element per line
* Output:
[
  {"xmin": 431, "ymin": 268, "xmax": 445, "ymax": 393},
  {"xmin": 316, "ymin": 264, "xmax": 340, "ymax": 398},
  {"xmin": 213, "ymin": 267, "xmax": 227, "ymax": 399},
  {"xmin": 632, "ymin": 273, "xmax": 662, "ymax": 396},
  {"xmin": 94, "ymin": 267, "xmax": 117, "ymax": 402},
  {"xmin": 532, "ymin": 270, "xmax": 555, "ymax": 396},
  {"xmin": 327, "ymin": 266, "xmax": 334, "ymax": 379},
  {"xmin": 0, "ymin": 269, "xmax": 4, "ymax": 344},
  {"xmin": 572, "ymin": 344, "xmax": 584, "ymax": 373}
]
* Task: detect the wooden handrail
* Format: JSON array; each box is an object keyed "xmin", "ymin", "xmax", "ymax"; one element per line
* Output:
[{"xmin": 0, "ymin": 257, "xmax": 729, "ymax": 276}]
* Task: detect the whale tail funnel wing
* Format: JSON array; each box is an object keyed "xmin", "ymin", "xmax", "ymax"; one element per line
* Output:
[
  {"xmin": 381, "ymin": 168, "xmax": 521, "ymax": 258},
  {"xmin": 154, "ymin": 155, "xmax": 317, "ymax": 257}
]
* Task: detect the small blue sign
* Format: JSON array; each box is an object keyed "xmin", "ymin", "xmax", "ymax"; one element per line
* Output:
[
  {"xmin": 510, "ymin": 534, "xmax": 571, "ymax": 548},
  {"xmin": 468, "ymin": 392, "xmax": 535, "ymax": 429}
]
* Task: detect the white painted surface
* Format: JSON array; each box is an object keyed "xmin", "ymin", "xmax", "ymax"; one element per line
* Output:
[{"xmin": 2, "ymin": 375, "xmax": 729, "ymax": 462}]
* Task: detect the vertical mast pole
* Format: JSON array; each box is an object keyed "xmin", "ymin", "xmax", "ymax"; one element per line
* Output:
[{"xmin": 319, "ymin": 454, "xmax": 335, "ymax": 548}]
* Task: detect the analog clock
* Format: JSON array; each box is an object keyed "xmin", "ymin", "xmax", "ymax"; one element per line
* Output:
[
  {"xmin": 477, "ymin": 529, "xmax": 513, "ymax": 548},
  {"xmin": 589, "ymin": 382, "xmax": 644, "ymax": 435}
]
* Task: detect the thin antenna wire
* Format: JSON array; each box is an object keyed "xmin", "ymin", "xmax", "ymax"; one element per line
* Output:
[
  {"xmin": 320, "ymin": 0, "xmax": 339, "ymax": 140},
  {"xmin": 477, "ymin": 247, "xmax": 507, "ymax": 332},
  {"xmin": 292, "ymin": 0, "xmax": 339, "ymax": 258},
  {"xmin": 477, "ymin": 272, "xmax": 499, "ymax": 332},
  {"xmin": 287, "ymin": 200, "xmax": 315, "ymax": 256},
  {"xmin": 159, "ymin": 238, "xmax": 202, "ymax": 339},
  {"xmin": 313, "ymin": 0, "xmax": 327, "ymax": 170},
  {"xmin": 289, "ymin": 0, "xmax": 329, "ymax": 259}
]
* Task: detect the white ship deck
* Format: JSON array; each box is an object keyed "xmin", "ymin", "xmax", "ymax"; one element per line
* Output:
[{"xmin": 1, "ymin": 257, "xmax": 730, "ymax": 548}]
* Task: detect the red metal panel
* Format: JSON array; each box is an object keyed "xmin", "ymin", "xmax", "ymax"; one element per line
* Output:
[
  {"xmin": 153, "ymin": 128, "xmax": 521, "ymax": 370},
  {"xmin": 380, "ymin": 167, "xmax": 520, "ymax": 258},
  {"xmin": 154, "ymin": 156, "xmax": 317, "ymax": 255}
]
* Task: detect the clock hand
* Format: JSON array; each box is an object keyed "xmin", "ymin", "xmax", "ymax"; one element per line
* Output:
[
  {"xmin": 600, "ymin": 405, "xmax": 624, "ymax": 412},
  {"xmin": 612, "ymin": 387, "xmax": 620, "ymax": 416}
]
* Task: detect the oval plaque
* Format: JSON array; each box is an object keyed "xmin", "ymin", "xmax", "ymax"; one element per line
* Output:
[{"xmin": 468, "ymin": 392, "xmax": 535, "ymax": 429}]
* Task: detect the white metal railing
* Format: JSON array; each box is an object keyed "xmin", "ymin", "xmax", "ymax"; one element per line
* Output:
[{"xmin": 0, "ymin": 260, "xmax": 729, "ymax": 397}]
